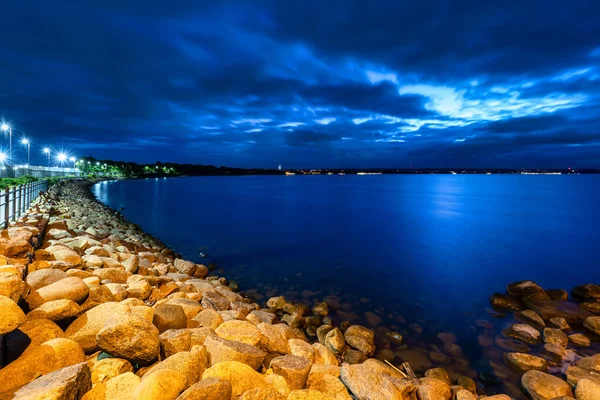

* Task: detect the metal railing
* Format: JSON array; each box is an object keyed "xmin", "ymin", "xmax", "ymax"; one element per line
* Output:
[{"xmin": 0, "ymin": 180, "xmax": 49, "ymax": 228}]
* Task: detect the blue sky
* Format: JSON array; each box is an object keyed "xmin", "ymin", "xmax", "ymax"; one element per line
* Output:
[{"xmin": 0, "ymin": 0, "xmax": 599, "ymax": 168}]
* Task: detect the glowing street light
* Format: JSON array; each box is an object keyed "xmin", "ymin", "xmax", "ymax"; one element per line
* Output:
[
  {"xmin": 0, "ymin": 152, "xmax": 7, "ymax": 164},
  {"xmin": 43, "ymin": 147, "xmax": 51, "ymax": 166},
  {"xmin": 21, "ymin": 138, "xmax": 30, "ymax": 166},
  {"xmin": 1, "ymin": 123, "xmax": 12, "ymax": 165},
  {"xmin": 57, "ymin": 152, "xmax": 67, "ymax": 163}
]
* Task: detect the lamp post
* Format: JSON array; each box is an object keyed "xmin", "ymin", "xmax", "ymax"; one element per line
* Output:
[
  {"xmin": 21, "ymin": 138, "xmax": 30, "ymax": 166},
  {"xmin": 43, "ymin": 147, "xmax": 51, "ymax": 166},
  {"xmin": 57, "ymin": 152, "xmax": 67, "ymax": 173},
  {"xmin": 1, "ymin": 124, "xmax": 12, "ymax": 165}
]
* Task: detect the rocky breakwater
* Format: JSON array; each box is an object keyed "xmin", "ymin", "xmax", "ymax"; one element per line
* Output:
[
  {"xmin": 486, "ymin": 280, "xmax": 600, "ymax": 399},
  {"xmin": 0, "ymin": 179, "xmax": 505, "ymax": 400}
]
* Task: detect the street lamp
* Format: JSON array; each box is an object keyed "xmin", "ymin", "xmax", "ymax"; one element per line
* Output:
[
  {"xmin": 1, "ymin": 123, "xmax": 12, "ymax": 165},
  {"xmin": 21, "ymin": 138, "xmax": 30, "ymax": 166},
  {"xmin": 43, "ymin": 147, "xmax": 51, "ymax": 166},
  {"xmin": 57, "ymin": 152, "xmax": 67, "ymax": 163}
]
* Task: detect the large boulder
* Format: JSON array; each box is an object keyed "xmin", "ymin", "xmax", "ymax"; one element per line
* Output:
[
  {"xmin": 202, "ymin": 361, "xmax": 267, "ymax": 398},
  {"xmin": 216, "ymin": 320, "xmax": 263, "ymax": 346},
  {"xmin": 26, "ymin": 269, "xmax": 68, "ymax": 291},
  {"xmin": 0, "ymin": 272, "xmax": 27, "ymax": 302},
  {"xmin": 133, "ymin": 369, "xmax": 186, "ymax": 400},
  {"xmin": 584, "ymin": 316, "xmax": 600, "ymax": 335},
  {"xmin": 27, "ymin": 277, "xmax": 89, "ymax": 309},
  {"xmin": 96, "ymin": 312, "xmax": 160, "ymax": 364},
  {"xmin": 81, "ymin": 371, "xmax": 140, "ymax": 400},
  {"xmin": 343, "ymin": 325, "xmax": 375, "ymax": 356},
  {"xmin": 144, "ymin": 348, "xmax": 209, "ymax": 389},
  {"xmin": 91, "ymin": 358, "xmax": 133, "ymax": 385},
  {"xmin": 521, "ymin": 370, "xmax": 573, "ymax": 400},
  {"xmin": 340, "ymin": 362, "xmax": 416, "ymax": 400},
  {"xmin": 270, "ymin": 355, "xmax": 313, "ymax": 390},
  {"xmin": 0, "ymin": 338, "xmax": 85, "ymax": 398},
  {"xmin": 204, "ymin": 335, "xmax": 266, "ymax": 369},
  {"xmin": 153, "ymin": 304, "xmax": 187, "ymax": 333},
  {"xmin": 65, "ymin": 302, "xmax": 130, "ymax": 352},
  {"xmin": 503, "ymin": 353, "xmax": 548, "ymax": 374},
  {"xmin": 176, "ymin": 377, "xmax": 232, "ymax": 400},
  {"xmin": 4, "ymin": 319, "xmax": 64, "ymax": 362},
  {"xmin": 575, "ymin": 378, "xmax": 600, "ymax": 400},
  {"xmin": 27, "ymin": 299, "xmax": 82, "ymax": 321},
  {"xmin": 12, "ymin": 362, "xmax": 91, "ymax": 400},
  {"xmin": 0, "ymin": 294, "xmax": 26, "ymax": 335},
  {"xmin": 306, "ymin": 371, "xmax": 352, "ymax": 400},
  {"xmin": 257, "ymin": 323, "xmax": 294, "ymax": 354}
]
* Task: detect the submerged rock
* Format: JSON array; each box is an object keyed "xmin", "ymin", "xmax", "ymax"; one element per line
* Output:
[
  {"xmin": 503, "ymin": 352, "xmax": 548, "ymax": 374},
  {"xmin": 501, "ymin": 323, "xmax": 541, "ymax": 344}
]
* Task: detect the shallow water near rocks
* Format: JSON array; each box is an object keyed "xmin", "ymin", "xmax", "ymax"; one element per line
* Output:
[{"xmin": 94, "ymin": 174, "xmax": 600, "ymax": 396}]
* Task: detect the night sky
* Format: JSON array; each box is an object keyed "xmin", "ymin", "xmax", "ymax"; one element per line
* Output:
[{"xmin": 1, "ymin": 1, "xmax": 599, "ymax": 168}]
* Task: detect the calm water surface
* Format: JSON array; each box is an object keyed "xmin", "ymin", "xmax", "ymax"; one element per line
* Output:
[{"xmin": 93, "ymin": 175, "xmax": 600, "ymax": 393}]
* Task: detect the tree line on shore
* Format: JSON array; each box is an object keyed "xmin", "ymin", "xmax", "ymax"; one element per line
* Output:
[{"xmin": 76, "ymin": 157, "xmax": 281, "ymax": 178}]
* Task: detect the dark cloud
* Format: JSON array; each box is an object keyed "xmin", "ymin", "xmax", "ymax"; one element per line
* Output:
[{"xmin": 0, "ymin": 0, "xmax": 598, "ymax": 168}]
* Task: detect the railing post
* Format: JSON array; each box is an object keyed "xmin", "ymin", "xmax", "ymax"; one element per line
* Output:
[
  {"xmin": 16, "ymin": 185, "xmax": 21, "ymax": 220},
  {"xmin": 3, "ymin": 188, "xmax": 8, "ymax": 229}
]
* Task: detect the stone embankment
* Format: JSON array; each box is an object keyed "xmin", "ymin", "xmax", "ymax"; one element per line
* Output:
[{"xmin": 0, "ymin": 179, "xmax": 510, "ymax": 400}]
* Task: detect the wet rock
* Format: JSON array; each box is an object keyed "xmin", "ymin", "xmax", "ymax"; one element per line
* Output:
[
  {"xmin": 344, "ymin": 325, "xmax": 375, "ymax": 356},
  {"xmin": 565, "ymin": 366, "xmax": 600, "ymax": 387},
  {"xmin": 501, "ymin": 323, "xmax": 541, "ymax": 344},
  {"xmin": 503, "ymin": 352, "xmax": 548, "ymax": 374},
  {"xmin": 540, "ymin": 343, "xmax": 565, "ymax": 364},
  {"xmin": 343, "ymin": 349, "xmax": 366, "ymax": 364},
  {"xmin": 270, "ymin": 354, "xmax": 312, "ymax": 390},
  {"xmin": 456, "ymin": 376, "xmax": 476, "ymax": 393},
  {"xmin": 81, "ymin": 371, "xmax": 140, "ymax": 400},
  {"xmin": 429, "ymin": 351, "xmax": 452, "ymax": 364},
  {"xmin": 134, "ymin": 369, "xmax": 186, "ymax": 400},
  {"xmin": 0, "ymin": 338, "xmax": 85, "ymax": 398},
  {"xmin": 575, "ymin": 378, "xmax": 600, "ymax": 400},
  {"xmin": 202, "ymin": 361, "xmax": 267, "ymax": 398},
  {"xmin": 177, "ymin": 377, "xmax": 232, "ymax": 400},
  {"xmin": 424, "ymin": 367, "xmax": 452, "ymax": 385},
  {"xmin": 317, "ymin": 325, "xmax": 335, "ymax": 344},
  {"xmin": 581, "ymin": 301, "xmax": 600, "ymax": 315},
  {"xmin": 312, "ymin": 343, "xmax": 339, "ymax": 366},
  {"xmin": 160, "ymin": 329, "xmax": 191, "ymax": 358},
  {"xmin": 583, "ymin": 316, "xmax": 600, "ymax": 335},
  {"xmin": 204, "ymin": 335, "xmax": 266, "ymax": 369},
  {"xmin": 257, "ymin": 323, "xmax": 294, "ymax": 354},
  {"xmin": 543, "ymin": 327, "xmax": 568, "ymax": 347},
  {"xmin": 153, "ymin": 304, "xmax": 187, "ymax": 333},
  {"xmin": 515, "ymin": 310, "xmax": 545, "ymax": 331},
  {"xmin": 364, "ymin": 311, "xmax": 382, "ymax": 327},
  {"xmin": 548, "ymin": 317, "xmax": 571, "ymax": 331},
  {"xmin": 313, "ymin": 301, "xmax": 329, "ymax": 316},
  {"xmin": 267, "ymin": 296, "xmax": 287, "ymax": 310},
  {"xmin": 384, "ymin": 331, "xmax": 403, "ymax": 345},
  {"xmin": 325, "ymin": 328, "xmax": 346, "ymax": 355},
  {"xmin": 545, "ymin": 289, "xmax": 569, "ymax": 301},
  {"xmin": 340, "ymin": 362, "xmax": 417, "ymax": 400},
  {"xmin": 568, "ymin": 333, "xmax": 591, "ymax": 347},
  {"xmin": 417, "ymin": 377, "xmax": 452, "ymax": 400},
  {"xmin": 523, "ymin": 298, "xmax": 591, "ymax": 324},
  {"xmin": 572, "ymin": 284, "xmax": 600, "ymax": 301},
  {"xmin": 0, "ymin": 294, "xmax": 26, "ymax": 335},
  {"xmin": 507, "ymin": 280, "xmax": 550, "ymax": 300},
  {"xmin": 247, "ymin": 310, "xmax": 278, "ymax": 325},
  {"xmin": 27, "ymin": 277, "xmax": 89, "ymax": 309},
  {"xmin": 91, "ymin": 358, "xmax": 133, "ymax": 384},
  {"xmin": 12, "ymin": 362, "xmax": 91, "ymax": 400},
  {"xmin": 96, "ymin": 311, "xmax": 160, "ymax": 364},
  {"xmin": 521, "ymin": 370, "xmax": 573, "ymax": 400}
]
